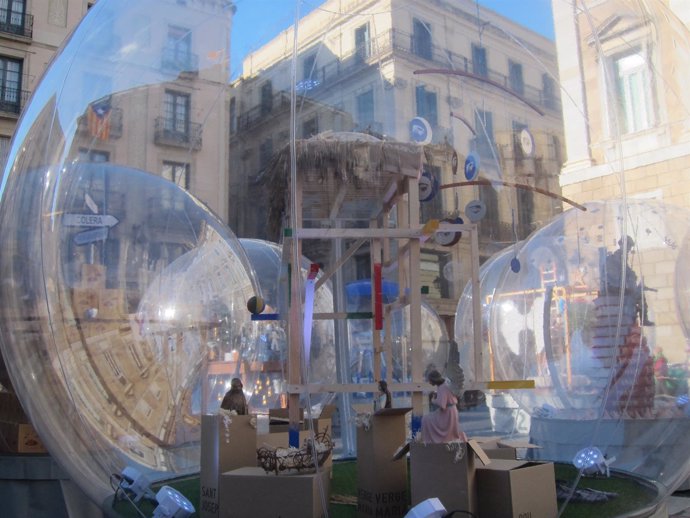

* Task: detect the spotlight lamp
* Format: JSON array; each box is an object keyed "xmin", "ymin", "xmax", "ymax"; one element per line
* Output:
[
  {"xmin": 152, "ymin": 485, "xmax": 195, "ymax": 518},
  {"xmin": 118, "ymin": 466, "xmax": 155, "ymax": 503},
  {"xmin": 573, "ymin": 446, "xmax": 616, "ymax": 477}
]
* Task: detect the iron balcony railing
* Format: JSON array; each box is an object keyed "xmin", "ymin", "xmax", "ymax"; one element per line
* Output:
[
  {"xmin": 299, "ymin": 29, "xmax": 561, "ymax": 113},
  {"xmin": 154, "ymin": 116, "xmax": 202, "ymax": 150},
  {"xmin": 0, "ymin": 9, "xmax": 33, "ymax": 39},
  {"xmin": 0, "ymin": 88, "xmax": 29, "ymax": 116}
]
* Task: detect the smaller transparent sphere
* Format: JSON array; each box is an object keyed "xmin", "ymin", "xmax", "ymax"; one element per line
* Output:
[{"xmin": 457, "ymin": 199, "xmax": 690, "ymax": 496}]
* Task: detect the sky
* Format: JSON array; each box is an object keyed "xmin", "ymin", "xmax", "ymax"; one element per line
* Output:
[{"xmin": 229, "ymin": 0, "xmax": 555, "ymax": 79}]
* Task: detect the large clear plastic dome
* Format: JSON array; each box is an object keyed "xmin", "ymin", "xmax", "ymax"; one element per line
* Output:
[
  {"xmin": 0, "ymin": 0, "xmax": 245, "ymax": 506},
  {"xmin": 456, "ymin": 199, "xmax": 690, "ymax": 499}
]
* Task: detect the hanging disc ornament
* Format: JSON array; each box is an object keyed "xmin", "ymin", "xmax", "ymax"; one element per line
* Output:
[
  {"xmin": 465, "ymin": 199, "xmax": 487, "ymax": 223},
  {"xmin": 419, "ymin": 169, "xmax": 438, "ymax": 202},
  {"xmin": 409, "ymin": 117, "xmax": 432, "ymax": 145},
  {"xmin": 464, "ymin": 153, "xmax": 479, "ymax": 181},
  {"xmin": 435, "ymin": 217, "xmax": 464, "ymax": 247}
]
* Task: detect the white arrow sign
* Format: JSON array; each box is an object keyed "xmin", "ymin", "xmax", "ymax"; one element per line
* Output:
[{"xmin": 63, "ymin": 213, "xmax": 119, "ymax": 228}]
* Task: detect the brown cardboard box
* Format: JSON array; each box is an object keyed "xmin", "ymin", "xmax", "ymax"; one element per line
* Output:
[
  {"xmin": 200, "ymin": 414, "xmax": 257, "ymax": 518},
  {"xmin": 0, "ymin": 421, "xmax": 47, "ymax": 453},
  {"xmin": 219, "ymin": 466, "xmax": 330, "ymax": 518},
  {"xmin": 474, "ymin": 438, "xmax": 541, "ymax": 460},
  {"xmin": 356, "ymin": 407, "xmax": 411, "ymax": 518},
  {"xmin": 476, "ymin": 459, "xmax": 557, "ymax": 518},
  {"xmin": 410, "ymin": 440, "xmax": 490, "ymax": 516},
  {"xmin": 72, "ymin": 288, "xmax": 98, "ymax": 318}
]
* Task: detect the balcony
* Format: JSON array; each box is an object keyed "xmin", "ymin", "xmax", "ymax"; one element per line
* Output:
[
  {"xmin": 293, "ymin": 29, "xmax": 560, "ymax": 114},
  {"xmin": 0, "ymin": 9, "xmax": 33, "ymax": 39},
  {"xmin": 77, "ymin": 107, "xmax": 124, "ymax": 139},
  {"xmin": 154, "ymin": 117, "xmax": 202, "ymax": 150},
  {"xmin": 161, "ymin": 47, "xmax": 199, "ymax": 77},
  {"xmin": 236, "ymin": 91, "xmax": 290, "ymax": 133},
  {"xmin": 0, "ymin": 88, "xmax": 29, "ymax": 117}
]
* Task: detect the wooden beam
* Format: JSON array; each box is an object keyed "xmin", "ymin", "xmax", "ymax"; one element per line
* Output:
[{"xmin": 314, "ymin": 238, "xmax": 366, "ymax": 291}]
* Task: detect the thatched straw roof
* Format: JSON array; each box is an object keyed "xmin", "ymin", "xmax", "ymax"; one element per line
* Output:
[{"xmin": 260, "ymin": 132, "xmax": 423, "ymax": 237}]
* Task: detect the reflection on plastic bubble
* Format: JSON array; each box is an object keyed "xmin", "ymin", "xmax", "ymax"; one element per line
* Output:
[
  {"xmin": 443, "ymin": 261, "xmax": 463, "ymax": 282},
  {"xmin": 239, "ymin": 239, "xmax": 336, "ymax": 412}
]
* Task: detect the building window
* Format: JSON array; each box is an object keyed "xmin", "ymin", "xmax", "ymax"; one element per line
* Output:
[
  {"xmin": 613, "ymin": 49, "xmax": 652, "ymax": 134},
  {"xmin": 161, "ymin": 161, "xmax": 189, "ymax": 211},
  {"xmin": 415, "ymin": 85, "xmax": 437, "ymax": 127},
  {"xmin": 412, "ymin": 18, "xmax": 432, "ymax": 60},
  {"xmin": 259, "ymin": 138, "xmax": 273, "ymax": 169},
  {"xmin": 472, "ymin": 44, "xmax": 487, "ymax": 77},
  {"xmin": 355, "ymin": 23, "xmax": 370, "ymax": 61},
  {"xmin": 162, "ymin": 161, "xmax": 189, "ymax": 189},
  {"xmin": 479, "ymin": 184, "xmax": 500, "ymax": 239},
  {"xmin": 0, "ymin": 0, "xmax": 24, "ymax": 33},
  {"xmin": 542, "ymin": 73, "xmax": 556, "ymax": 110},
  {"xmin": 164, "ymin": 25, "xmax": 193, "ymax": 70},
  {"xmin": 0, "ymin": 56, "xmax": 21, "ymax": 113},
  {"xmin": 356, "ymin": 89, "xmax": 374, "ymax": 129},
  {"xmin": 78, "ymin": 149, "xmax": 110, "ymax": 162},
  {"xmin": 302, "ymin": 116, "xmax": 318, "ymax": 138},
  {"xmin": 508, "ymin": 60, "xmax": 524, "ymax": 95},
  {"xmin": 163, "ymin": 90, "xmax": 190, "ymax": 135},
  {"xmin": 474, "ymin": 109, "xmax": 494, "ymax": 158},
  {"xmin": 260, "ymin": 81, "xmax": 273, "ymax": 116},
  {"xmin": 303, "ymin": 54, "xmax": 315, "ymax": 81},
  {"xmin": 517, "ymin": 188, "xmax": 534, "ymax": 239}
]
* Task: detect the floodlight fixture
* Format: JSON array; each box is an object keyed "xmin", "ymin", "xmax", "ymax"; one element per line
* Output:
[
  {"xmin": 152, "ymin": 485, "xmax": 195, "ymax": 518},
  {"xmin": 573, "ymin": 446, "xmax": 615, "ymax": 477},
  {"xmin": 119, "ymin": 466, "xmax": 155, "ymax": 502}
]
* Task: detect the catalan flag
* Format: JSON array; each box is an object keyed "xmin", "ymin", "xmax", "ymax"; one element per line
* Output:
[{"xmin": 87, "ymin": 96, "xmax": 112, "ymax": 141}]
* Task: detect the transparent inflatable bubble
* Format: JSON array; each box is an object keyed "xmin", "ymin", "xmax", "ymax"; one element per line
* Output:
[
  {"xmin": 457, "ymin": 199, "xmax": 690, "ymax": 499},
  {"xmin": 0, "ymin": 0, "xmax": 243, "ymax": 506},
  {"xmin": 238, "ymin": 238, "xmax": 336, "ymax": 412}
]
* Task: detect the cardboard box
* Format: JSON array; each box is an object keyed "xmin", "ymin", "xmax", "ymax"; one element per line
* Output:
[
  {"xmin": 410, "ymin": 440, "xmax": 490, "ymax": 516},
  {"xmin": 357, "ymin": 407, "xmax": 411, "ymax": 518},
  {"xmin": 219, "ymin": 466, "xmax": 330, "ymax": 518},
  {"xmin": 474, "ymin": 438, "xmax": 540, "ymax": 460},
  {"xmin": 200, "ymin": 414, "xmax": 258, "ymax": 518},
  {"xmin": 476, "ymin": 460, "xmax": 557, "ymax": 518},
  {"xmin": 0, "ymin": 421, "xmax": 47, "ymax": 453}
]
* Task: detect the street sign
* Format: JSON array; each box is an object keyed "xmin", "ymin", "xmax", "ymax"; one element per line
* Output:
[
  {"xmin": 63, "ymin": 213, "xmax": 119, "ymax": 228},
  {"xmin": 73, "ymin": 226, "xmax": 109, "ymax": 246}
]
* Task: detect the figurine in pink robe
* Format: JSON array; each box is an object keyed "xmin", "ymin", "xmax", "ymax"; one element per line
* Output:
[{"xmin": 421, "ymin": 370, "xmax": 467, "ymax": 443}]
